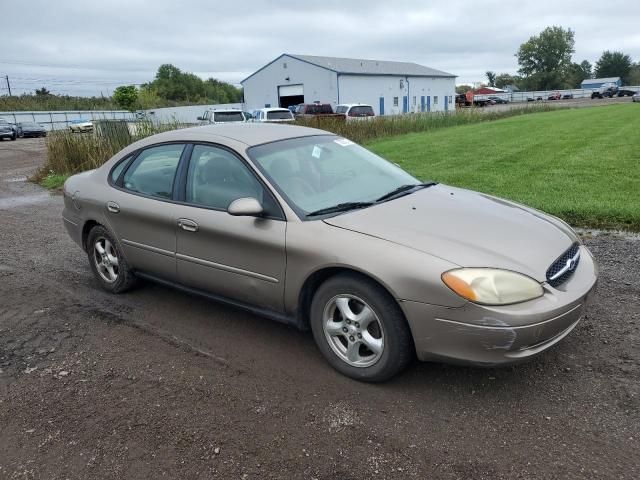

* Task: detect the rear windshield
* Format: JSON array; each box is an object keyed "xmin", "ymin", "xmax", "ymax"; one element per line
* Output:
[
  {"xmin": 267, "ymin": 110, "xmax": 293, "ymax": 120},
  {"xmin": 213, "ymin": 112, "xmax": 244, "ymax": 122},
  {"xmin": 305, "ymin": 104, "xmax": 333, "ymax": 114},
  {"xmin": 350, "ymin": 106, "xmax": 374, "ymax": 116}
]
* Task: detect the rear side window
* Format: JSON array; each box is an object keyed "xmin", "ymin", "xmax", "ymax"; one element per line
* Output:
[
  {"xmin": 122, "ymin": 144, "xmax": 185, "ymax": 199},
  {"xmin": 110, "ymin": 154, "xmax": 133, "ymax": 183}
]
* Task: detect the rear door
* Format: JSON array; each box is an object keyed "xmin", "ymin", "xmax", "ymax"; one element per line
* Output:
[
  {"xmin": 105, "ymin": 143, "xmax": 186, "ymax": 279},
  {"xmin": 173, "ymin": 144, "xmax": 287, "ymax": 312}
]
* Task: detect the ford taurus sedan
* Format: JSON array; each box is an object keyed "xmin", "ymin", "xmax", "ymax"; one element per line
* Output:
[{"xmin": 62, "ymin": 123, "xmax": 598, "ymax": 381}]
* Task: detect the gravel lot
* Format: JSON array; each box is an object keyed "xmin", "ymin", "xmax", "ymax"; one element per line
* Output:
[{"xmin": 0, "ymin": 137, "xmax": 639, "ymax": 479}]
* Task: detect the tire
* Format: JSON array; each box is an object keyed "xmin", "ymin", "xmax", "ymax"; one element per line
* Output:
[
  {"xmin": 86, "ymin": 225, "xmax": 137, "ymax": 293},
  {"xmin": 310, "ymin": 273, "xmax": 414, "ymax": 382},
  {"xmin": 10, "ymin": 133, "xmax": 16, "ymax": 141}
]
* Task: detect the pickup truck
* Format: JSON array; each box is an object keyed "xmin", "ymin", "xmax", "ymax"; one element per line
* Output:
[
  {"xmin": 591, "ymin": 83, "xmax": 618, "ymax": 99},
  {"xmin": 293, "ymin": 103, "xmax": 345, "ymax": 119},
  {"xmin": 455, "ymin": 93, "xmax": 491, "ymax": 107}
]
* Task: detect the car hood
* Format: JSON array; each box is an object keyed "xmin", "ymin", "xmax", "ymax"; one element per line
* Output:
[
  {"xmin": 22, "ymin": 126, "xmax": 44, "ymax": 131},
  {"xmin": 323, "ymin": 185, "xmax": 577, "ymax": 282}
]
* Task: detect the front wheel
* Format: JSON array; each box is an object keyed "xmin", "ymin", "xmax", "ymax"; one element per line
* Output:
[
  {"xmin": 310, "ymin": 274, "xmax": 414, "ymax": 382},
  {"xmin": 86, "ymin": 225, "xmax": 137, "ymax": 293}
]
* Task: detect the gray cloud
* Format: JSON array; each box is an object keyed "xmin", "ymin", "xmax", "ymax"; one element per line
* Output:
[{"xmin": 1, "ymin": 0, "xmax": 639, "ymax": 96}]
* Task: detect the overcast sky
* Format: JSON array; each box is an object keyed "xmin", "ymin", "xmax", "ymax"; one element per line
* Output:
[{"xmin": 1, "ymin": 0, "xmax": 639, "ymax": 96}]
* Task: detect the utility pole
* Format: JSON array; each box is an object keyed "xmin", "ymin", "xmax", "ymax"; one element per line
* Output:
[{"xmin": 5, "ymin": 75, "xmax": 11, "ymax": 96}]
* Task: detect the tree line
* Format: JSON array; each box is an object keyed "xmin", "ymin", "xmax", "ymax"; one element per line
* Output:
[
  {"xmin": 113, "ymin": 64, "xmax": 242, "ymax": 111},
  {"xmin": 0, "ymin": 64, "xmax": 242, "ymax": 112},
  {"xmin": 459, "ymin": 26, "xmax": 640, "ymax": 93}
]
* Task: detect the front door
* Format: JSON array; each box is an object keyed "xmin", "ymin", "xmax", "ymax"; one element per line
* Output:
[
  {"xmin": 174, "ymin": 144, "xmax": 286, "ymax": 312},
  {"xmin": 105, "ymin": 143, "xmax": 186, "ymax": 279}
]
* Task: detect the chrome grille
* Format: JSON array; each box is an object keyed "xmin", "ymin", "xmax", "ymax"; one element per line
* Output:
[{"xmin": 546, "ymin": 243, "xmax": 580, "ymax": 288}]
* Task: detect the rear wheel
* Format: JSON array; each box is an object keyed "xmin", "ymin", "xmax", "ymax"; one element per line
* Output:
[
  {"xmin": 310, "ymin": 273, "xmax": 414, "ymax": 382},
  {"xmin": 86, "ymin": 225, "xmax": 137, "ymax": 293}
]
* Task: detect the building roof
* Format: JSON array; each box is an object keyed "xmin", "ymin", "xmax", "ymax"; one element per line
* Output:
[
  {"xmin": 241, "ymin": 53, "xmax": 456, "ymax": 83},
  {"xmin": 581, "ymin": 77, "xmax": 620, "ymax": 85}
]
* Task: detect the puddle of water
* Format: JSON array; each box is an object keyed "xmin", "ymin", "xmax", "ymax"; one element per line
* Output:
[
  {"xmin": 0, "ymin": 193, "xmax": 50, "ymax": 209},
  {"xmin": 4, "ymin": 176, "xmax": 28, "ymax": 183}
]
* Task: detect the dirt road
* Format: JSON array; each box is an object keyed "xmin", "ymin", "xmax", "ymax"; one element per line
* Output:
[{"xmin": 1, "ymin": 138, "xmax": 639, "ymax": 479}]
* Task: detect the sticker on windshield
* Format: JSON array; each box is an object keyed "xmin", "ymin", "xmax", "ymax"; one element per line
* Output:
[
  {"xmin": 312, "ymin": 145, "xmax": 322, "ymax": 158},
  {"xmin": 334, "ymin": 138, "xmax": 354, "ymax": 147}
]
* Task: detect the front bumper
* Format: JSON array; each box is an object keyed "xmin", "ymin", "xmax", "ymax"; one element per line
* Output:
[{"xmin": 402, "ymin": 245, "xmax": 598, "ymax": 366}]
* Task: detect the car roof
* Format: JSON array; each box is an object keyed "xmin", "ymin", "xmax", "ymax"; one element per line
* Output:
[
  {"xmin": 128, "ymin": 123, "xmax": 330, "ymax": 150},
  {"xmin": 257, "ymin": 107, "xmax": 291, "ymax": 112},
  {"xmin": 337, "ymin": 103, "xmax": 372, "ymax": 107}
]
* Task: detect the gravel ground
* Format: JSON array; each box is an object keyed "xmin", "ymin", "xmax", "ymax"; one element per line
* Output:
[{"xmin": 0, "ymin": 138, "xmax": 639, "ymax": 479}]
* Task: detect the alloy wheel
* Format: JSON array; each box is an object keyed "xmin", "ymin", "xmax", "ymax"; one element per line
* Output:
[
  {"xmin": 93, "ymin": 237, "xmax": 119, "ymax": 283},
  {"xmin": 322, "ymin": 294, "xmax": 385, "ymax": 368}
]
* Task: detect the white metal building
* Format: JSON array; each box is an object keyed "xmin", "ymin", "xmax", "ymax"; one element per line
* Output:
[{"xmin": 241, "ymin": 54, "xmax": 456, "ymax": 115}]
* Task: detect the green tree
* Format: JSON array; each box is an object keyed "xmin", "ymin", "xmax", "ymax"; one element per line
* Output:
[
  {"xmin": 494, "ymin": 73, "xmax": 521, "ymax": 89},
  {"xmin": 113, "ymin": 85, "xmax": 139, "ymax": 111},
  {"xmin": 143, "ymin": 64, "xmax": 242, "ymax": 104},
  {"xmin": 516, "ymin": 26, "xmax": 575, "ymax": 90},
  {"xmin": 485, "ymin": 71, "xmax": 496, "ymax": 87},
  {"xmin": 628, "ymin": 63, "xmax": 640, "ymax": 86},
  {"xmin": 566, "ymin": 60, "xmax": 593, "ymax": 88},
  {"xmin": 35, "ymin": 87, "xmax": 51, "ymax": 96},
  {"xmin": 137, "ymin": 87, "xmax": 163, "ymax": 109},
  {"xmin": 455, "ymin": 84, "xmax": 473, "ymax": 94},
  {"xmin": 595, "ymin": 51, "xmax": 632, "ymax": 83}
]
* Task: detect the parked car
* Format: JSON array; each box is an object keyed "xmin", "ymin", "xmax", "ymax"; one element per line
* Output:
[
  {"xmin": 294, "ymin": 103, "xmax": 344, "ymax": 119},
  {"xmin": 633, "ymin": 92, "xmax": 640, "ymax": 102},
  {"xmin": 0, "ymin": 118, "xmax": 17, "ymax": 141},
  {"xmin": 487, "ymin": 96, "xmax": 508, "ymax": 104},
  {"xmin": 197, "ymin": 109, "xmax": 246, "ymax": 125},
  {"xmin": 617, "ymin": 89, "xmax": 637, "ymax": 97},
  {"xmin": 69, "ymin": 119, "xmax": 94, "ymax": 133},
  {"xmin": 335, "ymin": 104, "xmax": 376, "ymax": 120},
  {"xmin": 548, "ymin": 92, "xmax": 562, "ymax": 101},
  {"xmin": 62, "ymin": 123, "xmax": 598, "ymax": 382},
  {"xmin": 252, "ymin": 108, "xmax": 295, "ymax": 123},
  {"xmin": 17, "ymin": 122, "xmax": 47, "ymax": 138},
  {"xmin": 562, "ymin": 94, "xmax": 574, "ymax": 100}
]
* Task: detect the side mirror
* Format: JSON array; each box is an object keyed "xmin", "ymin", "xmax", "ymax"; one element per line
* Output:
[{"xmin": 227, "ymin": 197, "xmax": 264, "ymax": 217}]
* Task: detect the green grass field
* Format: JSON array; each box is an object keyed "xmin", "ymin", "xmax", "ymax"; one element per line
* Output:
[{"xmin": 368, "ymin": 104, "xmax": 640, "ymax": 231}]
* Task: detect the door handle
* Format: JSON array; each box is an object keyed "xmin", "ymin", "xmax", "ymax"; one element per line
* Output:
[
  {"xmin": 107, "ymin": 201, "xmax": 120, "ymax": 213},
  {"xmin": 178, "ymin": 218, "xmax": 198, "ymax": 232}
]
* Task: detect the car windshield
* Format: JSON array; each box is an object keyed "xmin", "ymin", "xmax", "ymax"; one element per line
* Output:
[
  {"xmin": 213, "ymin": 112, "xmax": 244, "ymax": 122},
  {"xmin": 21, "ymin": 122, "xmax": 39, "ymax": 127},
  {"xmin": 266, "ymin": 110, "xmax": 293, "ymax": 120},
  {"xmin": 248, "ymin": 135, "xmax": 420, "ymax": 218}
]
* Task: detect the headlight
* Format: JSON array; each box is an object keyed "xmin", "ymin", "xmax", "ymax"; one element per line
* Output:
[{"xmin": 442, "ymin": 268, "xmax": 543, "ymax": 305}]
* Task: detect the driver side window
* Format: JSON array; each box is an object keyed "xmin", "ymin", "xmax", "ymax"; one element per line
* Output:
[{"xmin": 185, "ymin": 145, "xmax": 264, "ymax": 210}]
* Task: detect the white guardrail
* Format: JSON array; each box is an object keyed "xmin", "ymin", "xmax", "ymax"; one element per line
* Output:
[
  {"xmin": 474, "ymin": 86, "xmax": 640, "ymax": 103},
  {"xmin": 0, "ymin": 103, "xmax": 244, "ymax": 131}
]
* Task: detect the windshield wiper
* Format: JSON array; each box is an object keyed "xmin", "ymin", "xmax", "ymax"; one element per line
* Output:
[
  {"xmin": 306, "ymin": 201, "xmax": 375, "ymax": 217},
  {"xmin": 375, "ymin": 182, "xmax": 437, "ymax": 203}
]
